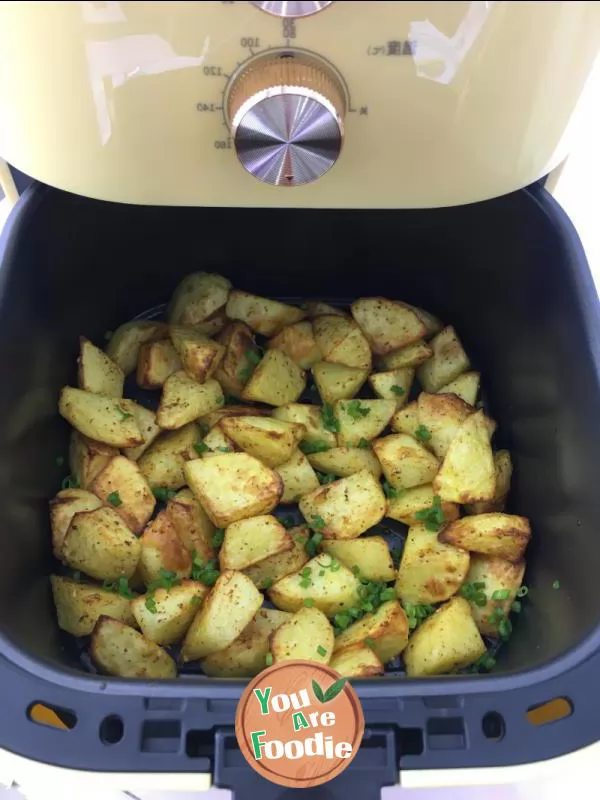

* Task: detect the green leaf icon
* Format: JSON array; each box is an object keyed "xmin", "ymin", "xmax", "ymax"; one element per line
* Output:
[
  {"xmin": 312, "ymin": 679, "xmax": 325, "ymax": 703},
  {"xmin": 323, "ymin": 677, "xmax": 348, "ymax": 702}
]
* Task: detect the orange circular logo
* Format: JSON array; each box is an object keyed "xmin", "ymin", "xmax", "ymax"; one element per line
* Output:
[{"xmin": 235, "ymin": 660, "xmax": 364, "ymax": 788}]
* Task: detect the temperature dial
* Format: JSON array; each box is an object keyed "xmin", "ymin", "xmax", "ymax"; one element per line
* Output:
[
  {"xmin": 250, "ymin": 2, "xmax": 333, "ymax": 18},
  {"xmin": 227, "ymin": 56, "xmax": 346, "ymax": 186}
]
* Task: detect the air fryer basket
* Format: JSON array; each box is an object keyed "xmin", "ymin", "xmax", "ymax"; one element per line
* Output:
[{"xmin": 0, "ymin": 181, "xmax": 599, "ymax": 795}]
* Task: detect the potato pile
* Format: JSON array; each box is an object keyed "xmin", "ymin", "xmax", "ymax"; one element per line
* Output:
[{"xmin": 50, "ymin": 272, "xmax": 531, "ymax": 680}]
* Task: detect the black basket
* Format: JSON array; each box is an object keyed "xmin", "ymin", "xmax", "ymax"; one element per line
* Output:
[{"xmin": 1, "ymin": 182, "xmax": 599, "ymax": 798}]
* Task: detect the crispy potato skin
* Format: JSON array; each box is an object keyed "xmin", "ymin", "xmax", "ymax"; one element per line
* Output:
[
  {"xmin": 333, "ymin": 601, "xmax": 409, "ymax": 664},
  {"xmin": 51, "ymin": 576, "xmax": 134, "ymax": 636},
  {"xmin": 91, "ymin": 617, "xmax": 176, "ymax": 679},
  {"xmin": 439, "ymin": 513, "xmax": 531, "ymax": 562},
  {"xmin": 270, "ymin": 606, "xmax": 334, "ymax": 664}
]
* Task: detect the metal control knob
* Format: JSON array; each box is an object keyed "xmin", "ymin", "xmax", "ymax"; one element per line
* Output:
[
  {"xmin": 250, "ymin": 2, "xmax": 333, "ymax": 18},
  {"xmin": 227, "ymin": 56, "xmax": 345, "ymax": 186}
]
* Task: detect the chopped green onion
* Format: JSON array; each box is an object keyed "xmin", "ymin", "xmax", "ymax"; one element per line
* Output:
[
  {"xmin": 492, "ymin": 589, "xmax": 510, "ymax": 601},
  {"xmin": 516, "ymin": 585, "xmax": 529, "ymax": 598},
  {"xmin": 212, "ymin": 528, "xmax": 225, "ymax": 547},
  {"xmin": 299, "ymin": 440, "xmax": 330, "ymax": 455},
  {"xmin": 364, "ymin": 637, "xmax": 375, "ymax": 649},
  {"xmin": 380, "ymin": 587, "xmax": 396, "ymax": 602},
  {"xmin": 152, "ymin": 487, "xmax": 177, "ymax": 502},
  {"xmin": 107, "ymin": 491, "xmax": 122, "ymax": 507},
  {"xmin": 553, "ymin": 580, "xmax": 561, "ymax": 590},
  {"xmin": 317, "ymin": 472, "xmax": 337, "ymax": 485},
  {"xmin": 414, "ymin": 424, "xmax": 432, "ymax": 443},
  {"xmin": 383, "ymin": 481, "xmax": 400, "ymax": 499},
  {"xmin": 334, "ymin": 612, "xmax": 351, "ymax": 630},
  {"xmin": 265, "ymin": 653, "xmax": 273, "ymax": 666},
  {"xmin": 498, "ymin": 617, "xmax": 512, "ymax": 640},
  {"xmin": 145, "ymin": 595, "xmax": 157, "ymax": 614},
  {"xmin": 310, "ymin": 515, "xmax": 326, "ymax": 531},
  {"xmin": 115, "ymin": 405, "xmax": 133, "ymax": 421},
  {"xmin": 415, "ymin": 495, "xmax": 445, "ymax": 532},
  {"xmin": 330, "ymin": 559, "xmax": 341, "ymax": 572},
  {"xmin": 511, "ymin": 600, "xmax": 522, "ymax": 614},
  {"xmin": 473, "ymin": 582, "xmax": 486, "ymax": 590},
  {"xmin": 317, "ymin": 644, "xmax": 327, "ymax": 657},
  {"xmin": 304, "ymin": 598, "xmax": 315, "ymax": 607},
  {"xmin": 390, "ymin": 385, "xmax": 405, "ymax": 396},
  {"xmin": 281, "ymin": 515, "xmax": 296, "ymax": 529},
  {"xmin": 321, "ymin": 403, "xmax": 340, "ymax": 433},
  {"xmin": 358, "ymin": 438, "xmax": 369, "ymax": 449},
  {"xmin": 351, "ymin": 565, "xmax": 361, "ymax": 577},
  {"xmin": 345, "ymin": 400, "xmax": 371, "ymax": 420},
  {"xmin": 474, "ymin": 593, "xmax": 488, "ymax": 607},
  {"xmin": 217, "ymin": 446, "xmax": 230, "ymax": 453},
  {"xmin": 262, "ymin": 578, "xmax": 273, "ymax": 590},
  {"xmin": 194, "ymin": 441, "xmax": 210, "ymax": 455}
]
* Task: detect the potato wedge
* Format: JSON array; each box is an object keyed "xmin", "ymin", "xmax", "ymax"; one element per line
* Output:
[
  {"xmin": 91, "ymin": 617, "xmax": 176, "ymax": 679},
  {"xmin": 221, "ymin": 415, "xmax": 305, "ymax": 468},
  {"xmin": 268, "ymin": 321, "xmax": 323, "ymax": 369},
  {"xmin": 369, "ymin": 369, "xmax": 414, "ymax": 409},
  {"xmin": 329, "ymin": 644, "xmax": 384, "ymax": 678},
  {"xmin": 299, "ymin": 469, "xmax": 386, "ymax": 539},
  {"xmin": 466, "ymin": 450, "xmax": 512, "ymax": 515},
  {"xmin": 166, "ymin": 488, "xmax": 215, "ymax": 562},
  {"xmin": 213, "ymin": 322, "xmax": 258, "ymax": 398},
  {"xmin": 268, "ymin": 556, "xmax": 361, "ymax": 617},
  {"xmin": 386, "ymin": 484, "xmax": 459, "ymax": 526},
  {"xmin": 270, "ymin": 606, "xmax": 334, "ymax": 664},
  {"xmin": 381, "ymin": 341, "xmax": 433, "ymax": 370},
  {"xmin": 121, "ymin": 402, "xmax": 162, "ymax": 461},
  {"xmin": 244, "ymin": 528, "xmax": 309, "ymax": 588},
  {"xmin": 169, "ymin": 325, "xmax": 225, "ymax": 384},
  {"xmin": 131, "ymin": 580, "xmax": 208, "ymax": 645},
  {"xmin": 335, "ymin": 399, "xmax": 396, "ymax": 447},
  {"xmin": 138, "ymin": 511, "xmax": 192, "ymax": 585},
  {"xmin": 439, "ymin": 513, "xmax": 531, "ymax": 562},
  {"xmin": 168, "ymin": 271, "xmax": 231, "ymax": 326},
  {"xmin": 202, "ymin": 404, "xmax": 271, "ymax": 430},
  {"xmin": 351, "ymin": 297, "xmax": 426, "ymax": 355},
  {"xmin": 417, "ymin": 326, "xmax": 470, "ymax": 392},
  {"xmin": 373, "ymin": 434, "xmax": 440, "ymax": 491},
  {"xmin": 105, "ymin": 321, "xmax": 167, "ymax": 375},
  {"xmin": 437, "ymin": 371, "xmax": 480, "ymax": 406},
  {"xmin": 181, "ymin": 569, "xmax": 262, "ymax": 661},
  {"xmin": 306, "ymin": 301, "xmax": 348, "ymax": 319},
  {"xmin": 312, "ymin": 362, "xmax": 369, "ymax": 404},
  {"xmin": 272, "ymin": 403, "xmax": 337, "ymax": 448},
  {"xmin": 313, "ymin": 315, "xmax": 372, "ymax": 371},
  {"xmin": 275, "ymin": 449, "xmax": 320, "ymax": 503},
  {"xmin": 390, "ymin": 401, "xmax": 419, "ymax": 436},
  {"xmin": 138, "ymin": 423, "xmax": 200, "ymax": 490},
  {"xmin": 51, "ymin": 575, "xmax": 134, "ymax": 636},
  {"xmin": 398, "ymin": 302, "xmax": 442, "ymax": 338},
  {"xmin": 184, "ymin": 453, "xmax": 282, "ymax": 527},
  {"xmin": 226, "ymin": 290, "xmax": 305, "ymax": 336},
  {"xmin": 433, "ymin": 410, "xmax": 495, "ymax": 503},
  {"xmin": 69, "ymin": 432, "xmax": 119, "ymax": 490},
  {"xmin": 403, "ymin": 596, "xmax": 486, "ymax": 677},
  {"xmin": 157, "ymin": 373, "xmax": 223, "ymax": 430},
  {"xmin": 59, "ymin": 388, "xmax": 143, "ymax": 448},
  {"xmin": 395, "ymin": 524, "xmax": 470, "ymax": 605},
  {"xmin": 78, "ymin": 337, "xmax": 124, "ymax": 398},
  {"xmin": 136, "ymin": 339, "xmax": 182, "ymax": 389},
  {"xmin": 321, "ymin": 536, "xmax": 395, "ymax": 582},
  {"xmin": 200, "ymin": 423, "xmax": 237, "ymax": 455},
  {"xmin": 307, "ymin": 446, "xmax": 382, "ymax": 479},
  {"xmin": 62, "ymin": 506, "xmax": 141, "ymax": 581},
  {"xmin": 220, "ymin": 515, "xmax": 292, "ymax": 571},
  {"xmin": 463, "ymin": 556, "xmax": 525, "ymax": 636},
  {"xmin": 242, "ymin": 349, "xmax": 305, "ymax": 406},
  {"xmin": 50, "ymin": 488, "xmax": 104, "ymax": 558},
  {"xmin": 201, "ymin": 608, "xmax": 291, "ymax": 678},
  {"xmin": 92, "ymin": 456, "xmax": 156, "ymax": 534},
  {"xmin": 417, "ymin": 392, "xmax": 474, "ymax": 459},
  {"xmin": 333, "ymin": 601, "xmax": 409, "ymax": 664}
]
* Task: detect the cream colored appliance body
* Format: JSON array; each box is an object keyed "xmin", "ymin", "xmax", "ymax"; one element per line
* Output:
[{"xmin": 1, "ymin": 1, "xmax": 600, "ymax": 207}]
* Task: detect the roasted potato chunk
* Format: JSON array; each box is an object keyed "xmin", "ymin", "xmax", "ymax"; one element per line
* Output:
[
  {"xmin": 91, "ymin": 617, "xmax": 176, "ymax": 679},
  {"xmin": 69, "ymin": 432, "xmax": 119, "ymax": 490},
  {"xmin": 433, "ymin": 410, "xmax": 495, "ymax": 503},
  {"xmin": 417, "ymin": 326, "xmax": 470, "ymax": 392},
  {"xmin": 437, "ymin": 371, "xmax": 480, "ymax": 406},
  {"xmin": 398, "ymin": 302, "xmax": 442, "ymax": 338},
  {"xmin": 242, "ymin": 349, "xmax": 305, "ymax": 407},
  {"xmin": 138, "ymin": 423, "xmax": 200, "ymax": 490},
  {"xmin": 226, "ymin": 290, "xmax": 305, "ymax": 336},
  {"xmin": 270, "ymin": 606, "xmax": 334, "ymax": 664},
  {"xmin": 275, "ymin": 449, "xmax": 320, "ymax": 503},
  {"xmin": 185, "ymin": 453, "xmax": 282, "ymax": 527},
  {"xmin": 312, "ymin": 361, "xmax": 368, "ymax": 404},
  {"xmin": 169, "ymin": 325, "xmax": 225, "ymax": 383},
  {"xmin": 214, "ymin": 322, "xmax": 258, "ymax": 398},
  {"xmin": 417, "ymin": 392, "xmax": 474, "ymax": 459},
  {"xmin": 136, "ymin": 339, "xmax": 182, "ymax": 389},
  {"xmin": 313, "ymin": 315, "xmax": 372, "ymax": 371},
  {"xmin": 351, "ymin": 297, "xmax": 426, "ymax": 355},
  {"xmin": 368, "ymin": 369, "xmax": 414, "ymax": 409},
  {"xmin": 386, "ymin": 484, "xmax": 459, "ymax": 526},
  {"xmin": 201, "ymin": 608, "xmax": 291, "ymax": 678},
  {"xmin": 202, "ymin": 404, "xmax": 271, "ymax": 430},
  {"xmin": 333, "ymin": 601, "xmax": 409, "ymax": 664},
  {"xmin": 244, "ymin": 528, "xmax": 309, "ymax": 589},
  {"xmin": 439, "ymin": 513, "xmax": 531, "ymax": 562},
  {"xmin": 307, "ymin": 446, "xmax": 382, "ymax": 479},
  {"xmin": 62, "ymin": 506, "xmax": 141, "ymax": 581},
  {"xmin": 105, "ymin": 321, "xmax": 167, "ymax": 375},
  {"xmin": 466, "ymin": 450, "xmax": 512, "ymax": 515},
  {"xmin": 220, "ymin": 515, "xmax": 292, "ymax": 571},
  {"xmin": 329, "ymin": 644, "xmax": 384, "ymax": 678},
  {"xmin": 403, "ymin": 597, "xmax": 486, "ymax": 677},
  {"xmin": 51, "ymin": 575, "xmax": 134, "ymax": 636},
  {"xmin": 59, "ymin": 388, "xmax": 143, "ymax": 448},
  {"xmin": 92, "ymin": 455, "xmax": 156, "ymax": 534},
  {"xmin": 268, "ymin": 556, "xmax": 361, "ymax": 617},
  {"xmin": 272, "ymin": 403, "xmax": 337, "ymax": 448},
  {"xmin": 78, "ymin": 337, "xmax": 124, "ymax": 398},
  {"xmin": 138, "ymin": 511, "xmax": 192, "ymax": 585},
  {"xmin": 168, "ymin": 271, "xmax": 231, "ymax": 327},
  {"xmin": 166, "ymin": 488, "xmax": 215, "ymax": 562},
  {"xmin": 181, "ymin": 570, "xmax": 262, "ymax": 661},
  {"xmin": 463, "ymin": 556, "xmax": 525, "ymax": 636},
  {"xmin": 131, "ymin": 580, "xmax": 208, "ymax": 645},
  {"xmin": 321, "ymin": 536, "xmax": 395, "ymax": 582},
  {"xmin": 121, "ymin": 402, "xmax": 162, "ymax": 461},
  {"xmin": 381, "ymin": 341, "xmax": 433, "ymax": 369},
  {"xmin": 390, "ymin": 401, "xmax": 419, "ymax": 436},
  {"xmin": 395, "ymin": 524, "xmax": 470, "ymax": 605},
  {"xmin": 306, "ymin": 301, "xmax": 348, "ymax": 319},
  {"xmin": 268, "ymin": 321, "xmax": 323, "ymax": 369},
  {"xmin": 299, "ymin": 469, "xmax": 386, "ymax": 539},
  {"xmin": 200, "ymin": 423, "xmax": 237, "ymax": 455},
  {"xmin": 221, "ymin": 415, "xmax": 305, "ymax": 468},
  {"xmin": 334, "ymin": 399, "xmax": 396, "ymax": 446},
  {"xmin": 373, "ymin": 434, "xmax": 439, "ymax": 491},
  {"xmin": 50, "ymin": 488, "xmax": 104, "ymax": 558},
  {"xmin": 157, "ymin": 373, "xmax": 223, "ymax": 430}
]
